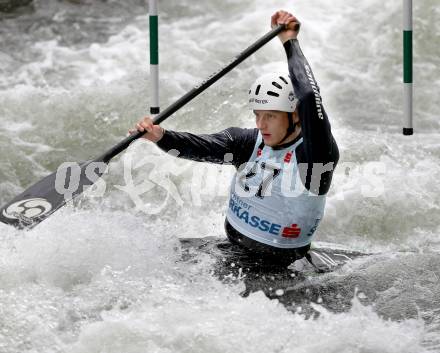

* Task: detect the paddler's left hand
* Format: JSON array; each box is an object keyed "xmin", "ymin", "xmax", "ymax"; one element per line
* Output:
[{"xmin": 271, "ymin": 10, "xmax": 301, "ymax": 43}]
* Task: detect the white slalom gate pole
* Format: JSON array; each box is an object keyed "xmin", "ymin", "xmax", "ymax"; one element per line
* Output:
[
  {"xmin": 149, "ymin": 0, "xmax": 159, "ymax": 115},
  {"xmin": 403, "ymin": 0, "xmax": 413, "ymax": 135}
]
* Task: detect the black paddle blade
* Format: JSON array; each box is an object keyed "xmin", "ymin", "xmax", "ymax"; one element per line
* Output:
[{"xmin": 0, "ymin": 160, "xmax": 107, "ymax": 230}]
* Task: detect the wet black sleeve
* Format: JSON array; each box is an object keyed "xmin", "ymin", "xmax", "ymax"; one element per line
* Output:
[
  {"xmin": 284, "ymin": 39, "xmax": 339, "ymax": 194},
  {"xmin": 155, "ymin": 127, "xmax": 258, "ymax": 169}
]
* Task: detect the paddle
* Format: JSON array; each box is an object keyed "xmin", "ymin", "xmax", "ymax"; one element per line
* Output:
[{"xmin": 0, "ymin": 23, "xmax": 293, "ymax": 230}]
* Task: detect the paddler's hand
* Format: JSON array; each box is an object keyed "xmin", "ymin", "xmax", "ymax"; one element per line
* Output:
[
  {"xmin": 129, "ymin": 116, "xmax": 165, "ymax": 142},
  {"xmin": 271, "ymin": 10, "xmax": 300, "ymax": 43}
]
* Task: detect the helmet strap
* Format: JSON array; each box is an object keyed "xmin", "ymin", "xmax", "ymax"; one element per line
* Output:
[{"xmin": 277, "ymin": 112, "xmax": 297, "ymax": 145}]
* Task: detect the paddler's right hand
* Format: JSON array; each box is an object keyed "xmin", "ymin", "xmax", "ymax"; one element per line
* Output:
[{"xmin": 129, "ymin": 116, "xmax": 165, "ymax": 142}]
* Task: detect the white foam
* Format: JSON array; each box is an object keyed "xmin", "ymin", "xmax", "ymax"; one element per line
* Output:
[
  {"xmin": 68, "ymin": 289, "xmax": 426, "ymax": 353},
  {"xmin": 0, "ymin": 208, "xmax": 181, "ymax": 290}
]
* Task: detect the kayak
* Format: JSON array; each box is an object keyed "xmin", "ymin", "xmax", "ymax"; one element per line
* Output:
[{"xmin": 179, "ymin": 236, "xmax": 367, "ymax": 315}]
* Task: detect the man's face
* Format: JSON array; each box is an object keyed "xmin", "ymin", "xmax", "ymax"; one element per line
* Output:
[{"xmin": 254, "ymin": 110, "xmax": 289, "ymax": 146}]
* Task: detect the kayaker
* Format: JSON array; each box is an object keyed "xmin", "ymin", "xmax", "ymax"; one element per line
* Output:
[{"xmin": 130, "ymin": 10, "xmax": 339, "ymax": 266}]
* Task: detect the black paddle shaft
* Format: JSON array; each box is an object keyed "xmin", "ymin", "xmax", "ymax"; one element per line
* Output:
[
  {"xmin": 97, "ymin": 24, "xmax": 289, "ymax": 163},
  {"xmin": 0, "ymin": 23, "xmax": 293, "ymax": 230}
]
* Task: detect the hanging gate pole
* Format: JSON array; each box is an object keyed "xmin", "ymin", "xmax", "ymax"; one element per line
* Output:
[
  {"xmin": 149, "ymin": 0, "xmax": 160, "ymax": 115},
  {"xmin": 403, "ymin": 0, "xmax": 413, "ymax": 135}
]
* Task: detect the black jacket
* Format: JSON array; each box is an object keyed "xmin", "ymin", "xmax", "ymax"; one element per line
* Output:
[{"xmin": 157, "ymin": 39, "xmax": 338, "ymax": 196}]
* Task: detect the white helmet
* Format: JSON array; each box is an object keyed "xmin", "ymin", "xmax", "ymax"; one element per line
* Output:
[{"xmin": 248, "ymin": 72, "xmax": 298, "ymax": 112}]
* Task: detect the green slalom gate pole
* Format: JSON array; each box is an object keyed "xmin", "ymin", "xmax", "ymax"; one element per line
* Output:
[
  {"xmin": 149, "ymin": 0, "xmax": 159, "ymax": 115},
  {"xmin": 403, "ymin": 0, "xmax": 413, "ymax": 135}
]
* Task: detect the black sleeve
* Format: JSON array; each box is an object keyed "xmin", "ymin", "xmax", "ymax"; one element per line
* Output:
[
  {"xmin": 156, "ymin": 127, "xmax": 258, "ymax": 169},
  {"xmin": 284, "ymin": 39, "xmax": 338, "ymax": 164},
  {"xmin": 284, "ymin": 39, "xmax": 339, "ymax": 195}
]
